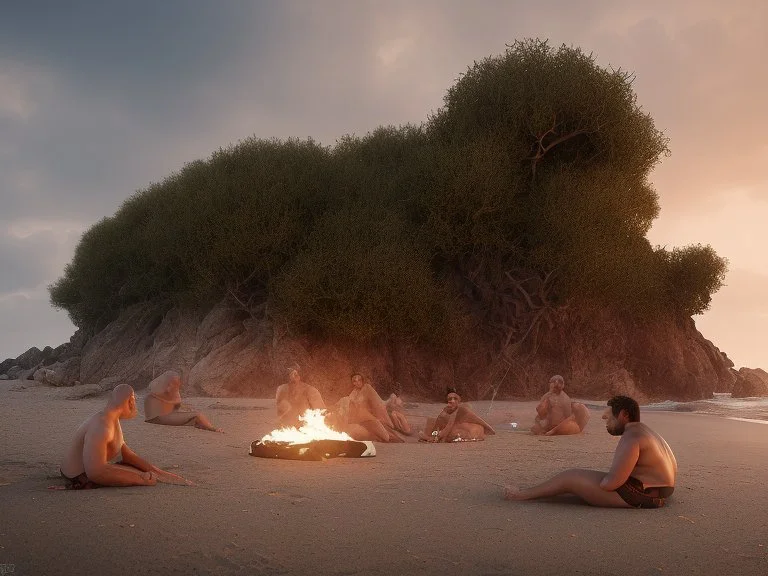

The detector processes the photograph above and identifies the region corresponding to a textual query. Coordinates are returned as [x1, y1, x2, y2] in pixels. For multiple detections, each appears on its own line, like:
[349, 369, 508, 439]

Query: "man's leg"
[451, 422, 486, 441]
[503, 469, 632, 507]
[148, 411, 221, 432]
[545, 415, 582, 436]
[192, 412, 221, 432]
[530, 418, 549, 435]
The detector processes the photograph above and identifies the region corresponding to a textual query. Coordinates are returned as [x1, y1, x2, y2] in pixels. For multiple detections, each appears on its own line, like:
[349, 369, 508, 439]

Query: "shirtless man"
[60, 384, 191, 489]
[530, 375, 589, 435]
[503, 395, 677, 508]
[333, 374, 403, 442]
[419, 388, 495, 442]
[144, 371, 221, 432]
[386, 393, 412, 436]
[275, 365, 325, 428]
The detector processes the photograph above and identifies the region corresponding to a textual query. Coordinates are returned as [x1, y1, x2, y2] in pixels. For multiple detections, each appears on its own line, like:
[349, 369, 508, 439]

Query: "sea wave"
[643, 393, 768, 421]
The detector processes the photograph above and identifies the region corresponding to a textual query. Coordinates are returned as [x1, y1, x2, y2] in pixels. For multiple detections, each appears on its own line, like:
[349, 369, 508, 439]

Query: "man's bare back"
[610, 421, 677, 489]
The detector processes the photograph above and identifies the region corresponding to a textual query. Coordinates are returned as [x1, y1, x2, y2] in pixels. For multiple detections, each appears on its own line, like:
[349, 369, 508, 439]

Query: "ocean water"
[642, 393, 768, 423]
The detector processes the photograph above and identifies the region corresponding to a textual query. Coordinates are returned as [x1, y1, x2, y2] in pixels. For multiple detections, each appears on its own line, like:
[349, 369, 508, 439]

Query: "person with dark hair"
[331, 373, 404, 442]
[419, 389, 495, 442]
[503, 395, 677, 508]
[275, 365, 326, 427]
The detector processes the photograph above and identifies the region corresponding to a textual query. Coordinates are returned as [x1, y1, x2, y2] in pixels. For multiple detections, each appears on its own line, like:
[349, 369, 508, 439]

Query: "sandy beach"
[1, 380, 767, 576]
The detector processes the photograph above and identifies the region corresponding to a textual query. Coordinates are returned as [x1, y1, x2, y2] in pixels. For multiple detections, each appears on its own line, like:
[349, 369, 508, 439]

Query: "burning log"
[249, 408, 376, 460]
[249, 439, 375, 461]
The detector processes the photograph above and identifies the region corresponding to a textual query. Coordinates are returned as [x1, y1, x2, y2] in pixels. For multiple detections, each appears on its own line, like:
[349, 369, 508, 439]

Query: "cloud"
[0, 219, 82, 294]
[0, 64, 38, 121]
[0, 289, 75, 360]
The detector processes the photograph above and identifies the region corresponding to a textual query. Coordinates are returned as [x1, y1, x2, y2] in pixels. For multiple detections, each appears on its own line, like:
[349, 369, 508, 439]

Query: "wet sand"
[1, 379, 767, 575]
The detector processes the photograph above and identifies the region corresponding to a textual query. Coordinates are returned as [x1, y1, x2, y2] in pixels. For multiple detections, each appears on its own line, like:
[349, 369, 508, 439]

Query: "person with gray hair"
[59, 384, 191, 489]
[144, 371, 221, 432]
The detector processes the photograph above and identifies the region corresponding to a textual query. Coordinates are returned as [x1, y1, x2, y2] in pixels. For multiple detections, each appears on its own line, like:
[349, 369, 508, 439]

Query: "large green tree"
[51, 39, 727, 351]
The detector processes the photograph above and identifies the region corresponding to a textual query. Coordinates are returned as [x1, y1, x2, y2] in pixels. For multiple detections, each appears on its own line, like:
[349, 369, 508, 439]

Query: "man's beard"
[607, 423, 625, 436]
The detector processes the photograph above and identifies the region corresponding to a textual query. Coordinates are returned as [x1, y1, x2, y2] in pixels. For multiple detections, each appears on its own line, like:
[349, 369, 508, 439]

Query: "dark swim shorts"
[616, 476, 674, 509]
[60, 470, 101, 490]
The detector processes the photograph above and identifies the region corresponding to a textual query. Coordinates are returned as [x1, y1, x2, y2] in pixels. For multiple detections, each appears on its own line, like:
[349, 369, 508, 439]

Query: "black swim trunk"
[616, 476, 674, 509]
[60, 470, 101, 490]
[59, 461, 142, 490]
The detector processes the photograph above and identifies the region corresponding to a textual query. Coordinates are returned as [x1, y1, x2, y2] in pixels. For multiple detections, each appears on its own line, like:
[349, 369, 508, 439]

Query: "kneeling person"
[60, 384, 191, 489]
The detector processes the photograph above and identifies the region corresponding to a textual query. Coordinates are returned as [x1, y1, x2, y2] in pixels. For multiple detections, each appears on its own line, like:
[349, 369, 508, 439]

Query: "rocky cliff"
[1, 298, 749, 402]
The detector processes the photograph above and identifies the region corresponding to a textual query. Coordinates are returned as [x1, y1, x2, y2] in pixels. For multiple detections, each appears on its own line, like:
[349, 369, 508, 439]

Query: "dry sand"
[1, 379, 767, 576]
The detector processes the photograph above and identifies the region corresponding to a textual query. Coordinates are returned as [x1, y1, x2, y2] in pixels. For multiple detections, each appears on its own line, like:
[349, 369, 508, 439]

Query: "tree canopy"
[50, 39, 727, 348]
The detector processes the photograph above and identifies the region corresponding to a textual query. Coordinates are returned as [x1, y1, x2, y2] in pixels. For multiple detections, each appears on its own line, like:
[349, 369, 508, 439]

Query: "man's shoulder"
[620, 424, 650, 444]
[84, 413, 110, 436]
[305, 384, 322, 395]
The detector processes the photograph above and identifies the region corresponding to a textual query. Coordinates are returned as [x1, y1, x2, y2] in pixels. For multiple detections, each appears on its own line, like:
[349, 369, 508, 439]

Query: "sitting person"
[275, 364, 326, 428]
[419, 388, 495, 442]
[530, 375, 589, 435]
[332, 374, 404, 442]
[144, 370, 221, 432]
[60, 384, 191, 489]
[386, 393, 412, 436]
[503, 395, 677, 508]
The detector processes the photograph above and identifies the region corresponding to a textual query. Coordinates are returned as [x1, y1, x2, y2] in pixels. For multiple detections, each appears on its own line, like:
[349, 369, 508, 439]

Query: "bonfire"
[250, 409, 376, 460]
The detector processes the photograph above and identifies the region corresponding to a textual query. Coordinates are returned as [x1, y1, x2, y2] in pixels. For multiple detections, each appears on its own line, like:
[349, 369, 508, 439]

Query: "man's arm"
[535, 396, 550, 418]
[276, 385, 292, 420]
[120, 445, 192, 486]
[307, 386, 326, 410]
[366, 385, 395, 428]
[599, 435, 640, 491]
[83, 426, 154, 487]
[436, 410, 459, 442]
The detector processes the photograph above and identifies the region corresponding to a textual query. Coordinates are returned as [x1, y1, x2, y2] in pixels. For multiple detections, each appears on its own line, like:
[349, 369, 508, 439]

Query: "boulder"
[732, 368, 768, 398]
[15, 347, 43, 370]
[0, 358, 15, 375]
[7, 365, 22, 380]
[33, 368, 59, 386]
[66, 384, 102, 400]
[41, 356, 82, 387]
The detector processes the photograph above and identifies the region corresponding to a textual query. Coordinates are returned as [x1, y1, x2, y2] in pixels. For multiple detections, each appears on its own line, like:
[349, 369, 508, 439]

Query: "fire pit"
[249, 409, 376, 461]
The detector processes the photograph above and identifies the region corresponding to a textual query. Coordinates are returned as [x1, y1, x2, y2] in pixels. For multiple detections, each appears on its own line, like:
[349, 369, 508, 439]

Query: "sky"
[1, 0, 766, 369]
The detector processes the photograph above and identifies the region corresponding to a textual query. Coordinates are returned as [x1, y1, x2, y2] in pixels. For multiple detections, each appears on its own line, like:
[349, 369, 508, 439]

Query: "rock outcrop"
[1, 297, 759, 401]
[731, 368, 768, 398]
[2, 297, 748, 402]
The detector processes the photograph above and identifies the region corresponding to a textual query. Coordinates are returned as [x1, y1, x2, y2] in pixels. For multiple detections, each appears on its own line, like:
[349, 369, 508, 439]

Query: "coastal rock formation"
[0, 297, 744, 403]
[731, 368, 768, 398]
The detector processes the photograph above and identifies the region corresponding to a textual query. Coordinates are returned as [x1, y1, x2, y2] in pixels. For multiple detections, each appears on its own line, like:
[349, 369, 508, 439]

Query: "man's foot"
[502, 485, 524, 501]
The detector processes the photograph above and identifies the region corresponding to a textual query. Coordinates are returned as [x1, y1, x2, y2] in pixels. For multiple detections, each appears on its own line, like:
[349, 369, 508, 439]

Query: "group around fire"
[59, 366, 677, 509]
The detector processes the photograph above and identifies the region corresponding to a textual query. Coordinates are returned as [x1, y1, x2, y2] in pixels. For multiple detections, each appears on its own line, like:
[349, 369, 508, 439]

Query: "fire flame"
[261, 409, 352, 445]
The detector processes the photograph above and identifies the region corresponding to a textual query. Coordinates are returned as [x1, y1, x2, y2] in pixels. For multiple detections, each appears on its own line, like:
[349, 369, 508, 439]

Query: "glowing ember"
[261, 409, 352, 445]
